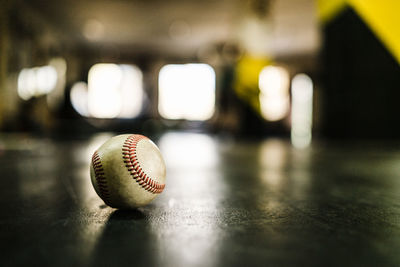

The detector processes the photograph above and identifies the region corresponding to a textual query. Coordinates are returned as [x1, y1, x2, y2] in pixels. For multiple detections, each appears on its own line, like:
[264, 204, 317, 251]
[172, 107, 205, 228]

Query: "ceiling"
[18, 0, 320, 59]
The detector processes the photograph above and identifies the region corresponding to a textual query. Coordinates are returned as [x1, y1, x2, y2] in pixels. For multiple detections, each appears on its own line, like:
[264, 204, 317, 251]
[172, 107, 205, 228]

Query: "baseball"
[90, 134, 166, 209]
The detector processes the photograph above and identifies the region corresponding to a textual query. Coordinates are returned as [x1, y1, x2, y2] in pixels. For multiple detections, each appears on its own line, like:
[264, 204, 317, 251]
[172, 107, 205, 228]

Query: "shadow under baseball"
[88, 208, 157, 267]
[108, 209, 147, 221]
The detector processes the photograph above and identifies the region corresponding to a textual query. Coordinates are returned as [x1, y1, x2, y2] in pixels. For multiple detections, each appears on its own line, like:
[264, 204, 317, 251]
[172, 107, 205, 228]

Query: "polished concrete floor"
[1, 132, 400, 266]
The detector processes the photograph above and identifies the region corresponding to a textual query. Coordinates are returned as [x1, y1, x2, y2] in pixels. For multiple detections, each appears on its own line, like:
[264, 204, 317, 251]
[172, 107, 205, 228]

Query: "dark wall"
[321, 7, 400, 139]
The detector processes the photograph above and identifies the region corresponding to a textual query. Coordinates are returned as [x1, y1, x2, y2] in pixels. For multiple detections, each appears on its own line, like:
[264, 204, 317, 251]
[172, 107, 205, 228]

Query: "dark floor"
[1, 132, 400, 267]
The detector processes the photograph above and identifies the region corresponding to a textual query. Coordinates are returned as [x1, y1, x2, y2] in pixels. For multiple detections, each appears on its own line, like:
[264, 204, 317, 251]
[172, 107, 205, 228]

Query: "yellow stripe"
[234, 55, 271, 112]
[317, 0, 347, 24]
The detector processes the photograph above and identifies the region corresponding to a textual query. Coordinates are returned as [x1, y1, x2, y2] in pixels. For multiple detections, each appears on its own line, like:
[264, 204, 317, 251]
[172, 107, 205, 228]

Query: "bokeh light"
[158, 64, 216, 121]
[70, 82, 89, 117]
[258, 66, 290, 121]
[291, 73, 313, 149]
[17, 65, 58, 100]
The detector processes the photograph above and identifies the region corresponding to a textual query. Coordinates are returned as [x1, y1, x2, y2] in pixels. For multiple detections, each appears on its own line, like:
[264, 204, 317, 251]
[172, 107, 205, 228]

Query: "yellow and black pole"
[318, 0, 400, 139]
[318, 0, 400, 65]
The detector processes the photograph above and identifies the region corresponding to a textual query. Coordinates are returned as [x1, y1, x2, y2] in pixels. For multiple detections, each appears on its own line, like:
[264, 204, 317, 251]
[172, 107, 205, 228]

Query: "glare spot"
[258, 66, 290, 121]
[158, 64, 215, 121]
[291, 74, 313, 149]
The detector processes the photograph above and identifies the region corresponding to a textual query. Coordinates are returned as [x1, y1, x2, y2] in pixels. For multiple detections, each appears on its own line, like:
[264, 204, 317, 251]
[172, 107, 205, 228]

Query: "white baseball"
[90, 134, 166, 209]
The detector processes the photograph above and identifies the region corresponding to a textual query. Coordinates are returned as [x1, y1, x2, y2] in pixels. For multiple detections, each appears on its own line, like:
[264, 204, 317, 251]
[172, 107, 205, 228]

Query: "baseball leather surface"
[90, 134, 166, 209]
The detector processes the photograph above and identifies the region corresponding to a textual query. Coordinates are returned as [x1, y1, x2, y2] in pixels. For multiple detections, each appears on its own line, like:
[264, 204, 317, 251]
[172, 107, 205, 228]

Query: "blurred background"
[0, 0, 399, 144]
[2, 2, 400, 265]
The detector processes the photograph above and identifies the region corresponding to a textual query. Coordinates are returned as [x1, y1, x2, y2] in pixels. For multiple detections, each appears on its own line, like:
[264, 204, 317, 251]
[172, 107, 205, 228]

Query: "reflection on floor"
[1, 132, 400, 266]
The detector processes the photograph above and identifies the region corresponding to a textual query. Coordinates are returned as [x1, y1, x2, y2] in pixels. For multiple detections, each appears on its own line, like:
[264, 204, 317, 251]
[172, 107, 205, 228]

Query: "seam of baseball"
[122, 135, 165, 194]
[92, 151, 111, 201]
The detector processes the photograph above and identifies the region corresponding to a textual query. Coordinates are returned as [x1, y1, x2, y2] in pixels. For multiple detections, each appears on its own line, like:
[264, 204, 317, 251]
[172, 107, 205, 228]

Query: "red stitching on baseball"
[92, 151, 111, 200]
[122, 135, 165, 194]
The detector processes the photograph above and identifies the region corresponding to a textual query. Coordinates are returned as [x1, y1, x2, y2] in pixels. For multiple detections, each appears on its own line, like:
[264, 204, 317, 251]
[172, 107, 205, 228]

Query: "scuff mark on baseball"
[90, 134, 166, 209]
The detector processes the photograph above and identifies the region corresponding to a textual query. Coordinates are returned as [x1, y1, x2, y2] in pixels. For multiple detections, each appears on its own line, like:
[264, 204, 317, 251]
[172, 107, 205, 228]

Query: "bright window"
[158, 64, 216, 121]
[86, 64, 143, 119]
[18, 65, 58, 100]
